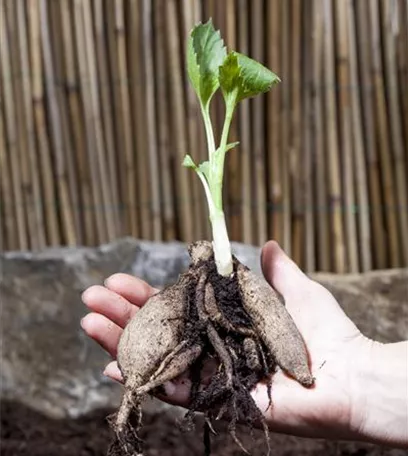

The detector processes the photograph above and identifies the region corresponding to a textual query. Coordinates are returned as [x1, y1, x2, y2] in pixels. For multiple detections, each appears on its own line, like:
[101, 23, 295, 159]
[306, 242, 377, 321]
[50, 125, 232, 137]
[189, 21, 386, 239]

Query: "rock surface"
[1, 238, 407, 453]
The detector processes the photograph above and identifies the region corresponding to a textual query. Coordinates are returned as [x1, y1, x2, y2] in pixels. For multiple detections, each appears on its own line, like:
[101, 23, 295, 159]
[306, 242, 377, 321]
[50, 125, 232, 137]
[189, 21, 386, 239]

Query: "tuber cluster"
[108, 241, 313, 456]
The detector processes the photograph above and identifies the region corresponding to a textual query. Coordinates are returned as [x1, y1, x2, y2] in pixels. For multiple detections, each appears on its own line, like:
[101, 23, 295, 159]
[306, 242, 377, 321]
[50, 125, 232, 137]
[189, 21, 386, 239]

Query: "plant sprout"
[183, 20, 280, 276]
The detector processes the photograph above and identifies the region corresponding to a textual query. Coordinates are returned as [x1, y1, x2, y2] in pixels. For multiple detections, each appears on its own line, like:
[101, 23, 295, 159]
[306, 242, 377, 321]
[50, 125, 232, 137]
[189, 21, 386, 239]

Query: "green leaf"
[187, 20, 227, 107]
[219, 51, 280, 104]
[182, 154, 197, 169]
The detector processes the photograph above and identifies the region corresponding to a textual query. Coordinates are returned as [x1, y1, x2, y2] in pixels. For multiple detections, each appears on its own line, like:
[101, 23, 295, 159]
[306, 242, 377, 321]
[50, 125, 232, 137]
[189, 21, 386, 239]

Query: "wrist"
[350, 338, 408, 448]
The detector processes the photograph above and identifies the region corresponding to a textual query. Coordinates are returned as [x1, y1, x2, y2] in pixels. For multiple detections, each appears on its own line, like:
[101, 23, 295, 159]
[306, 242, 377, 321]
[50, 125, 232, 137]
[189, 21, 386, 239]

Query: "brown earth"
[1, 400, 405, 456]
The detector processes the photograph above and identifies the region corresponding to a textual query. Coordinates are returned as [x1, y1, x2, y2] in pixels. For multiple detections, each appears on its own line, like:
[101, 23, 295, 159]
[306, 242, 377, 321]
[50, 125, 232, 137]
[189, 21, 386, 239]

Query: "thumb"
[261, 241, 309, 299]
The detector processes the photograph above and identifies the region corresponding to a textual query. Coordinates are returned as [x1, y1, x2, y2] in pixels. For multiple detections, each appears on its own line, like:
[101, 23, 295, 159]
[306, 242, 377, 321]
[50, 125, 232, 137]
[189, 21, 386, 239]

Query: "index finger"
[104, 273, 158, 307]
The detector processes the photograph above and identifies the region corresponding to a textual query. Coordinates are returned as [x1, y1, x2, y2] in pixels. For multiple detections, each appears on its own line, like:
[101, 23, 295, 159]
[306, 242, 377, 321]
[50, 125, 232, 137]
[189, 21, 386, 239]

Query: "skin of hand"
[81, 241, 408, 448]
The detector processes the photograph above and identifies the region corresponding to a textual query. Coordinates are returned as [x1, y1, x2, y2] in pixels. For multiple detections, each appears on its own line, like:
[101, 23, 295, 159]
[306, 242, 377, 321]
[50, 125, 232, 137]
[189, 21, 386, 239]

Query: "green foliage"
[219, 52, 280, 106]
[185, 19, 280, 248]
[187, 20, 226, 108]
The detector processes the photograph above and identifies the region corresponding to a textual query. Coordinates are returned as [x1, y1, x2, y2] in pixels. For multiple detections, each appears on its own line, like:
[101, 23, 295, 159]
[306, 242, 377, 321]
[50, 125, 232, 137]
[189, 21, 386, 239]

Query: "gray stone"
[1, 238, 407, 423]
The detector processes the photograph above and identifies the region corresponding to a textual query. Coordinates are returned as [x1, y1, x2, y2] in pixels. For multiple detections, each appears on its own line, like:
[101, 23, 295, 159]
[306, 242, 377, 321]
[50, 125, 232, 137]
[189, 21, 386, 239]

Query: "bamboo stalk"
[0, 76, 17, 249]
[84, 0, 117, 241]
[93, 0, 121, 237]
[111, 0, 137, 238]
[49, 0, 84, 246]
[154, 0, 176, 241]
[165, 0, 194, 242]
[381, 0, 408, 266]
[237, 0, 253, 245]
[302, 0, 316, 273]
[181, 0, 200, 241]
[7, 0, 34, 249]
[141, 0, 162, 241]
[128, 0, 150, 239]
[370, 0, 400, 268]
[267, 0, 283, 246]
[73, 0, 107, 244]
[335, 0, 358, 272]
[17, 0, 46, 249]
[41, 0, 77, 245]
[1, 0, 27, 249]
[281, 0, 291, 255]
[347, 0, 372, 272]
[251, 0, 267, 247]
[323, 0, 345, 273]
[313, 0, 330, 271]
[27, 0, 60, 246]
[356, 0, 386, 269]
[291, 0, 303, 267]
[60, 0, 94, 245]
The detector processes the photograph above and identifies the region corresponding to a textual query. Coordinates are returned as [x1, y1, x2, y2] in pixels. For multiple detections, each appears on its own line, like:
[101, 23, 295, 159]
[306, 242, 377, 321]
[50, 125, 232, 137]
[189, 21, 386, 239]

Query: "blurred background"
[0, 0, 407, 273]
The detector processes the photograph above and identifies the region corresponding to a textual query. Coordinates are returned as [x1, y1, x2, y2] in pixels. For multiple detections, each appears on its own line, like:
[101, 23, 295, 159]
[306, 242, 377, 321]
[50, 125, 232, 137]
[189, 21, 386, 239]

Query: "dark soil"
[1, 400, 404, 456]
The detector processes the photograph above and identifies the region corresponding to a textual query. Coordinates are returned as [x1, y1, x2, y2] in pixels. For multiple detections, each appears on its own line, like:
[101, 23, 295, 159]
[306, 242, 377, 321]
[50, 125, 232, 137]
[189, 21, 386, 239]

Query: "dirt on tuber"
[108, 241, 313, 456]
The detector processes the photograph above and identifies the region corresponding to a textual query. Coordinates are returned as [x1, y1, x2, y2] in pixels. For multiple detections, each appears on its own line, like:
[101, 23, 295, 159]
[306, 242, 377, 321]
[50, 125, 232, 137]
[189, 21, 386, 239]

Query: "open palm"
[81, 241, 369, 441]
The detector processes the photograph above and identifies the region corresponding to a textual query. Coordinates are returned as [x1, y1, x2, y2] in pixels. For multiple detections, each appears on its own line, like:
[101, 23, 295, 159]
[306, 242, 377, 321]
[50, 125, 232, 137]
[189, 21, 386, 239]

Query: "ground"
[1, 401, 405, 456]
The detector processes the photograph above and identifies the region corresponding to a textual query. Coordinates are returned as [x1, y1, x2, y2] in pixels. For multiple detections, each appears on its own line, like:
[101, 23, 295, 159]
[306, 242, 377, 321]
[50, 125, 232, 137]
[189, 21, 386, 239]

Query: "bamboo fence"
[1, 0, 407, 273]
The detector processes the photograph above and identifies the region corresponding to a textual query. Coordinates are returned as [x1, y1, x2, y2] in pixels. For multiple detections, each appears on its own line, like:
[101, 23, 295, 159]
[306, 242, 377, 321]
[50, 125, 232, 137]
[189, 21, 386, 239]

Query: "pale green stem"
[211, 98, 236, 210]
[201, 103, 216, 158]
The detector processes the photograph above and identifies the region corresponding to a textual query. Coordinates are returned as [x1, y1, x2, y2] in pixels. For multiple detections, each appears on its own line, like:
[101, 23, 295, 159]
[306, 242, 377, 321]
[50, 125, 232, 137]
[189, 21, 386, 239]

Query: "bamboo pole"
[281, 0, 291, 255]
[382, 0, 408, 266]
[49, 0, 84, 246]
[7, 0, 34, 249]
[290, 0, 303, 267]
[181, 0, 200, 241]
[93, 0, 121, 237]
[154, 0, 176, 241]
[61, 0, 94, 245]
[73, 0, 106, 244]
[323, 0, 345, 273]
[251, 0, 267, 247]
[356, 0, 386, 269]
[267, 0, 283, 246]
[335, 0, 358, 273]
[27, 0, 60, 246]
[0, 77, 17, 249]
[17, 0, 46, 249]
[128, 0, 150, 239]
[237, 0, 253, 245]
[313, 0, 330, 271]
[165, 0, 194, 242]
[302, 0, 316, 273]
[85, 0, 117, 241]
[370, 0, 400, 268]
[1, 0, 27, 249]
[141, 0, 162, 241]
[41, 0, 77, 246]
[347, 0, 372, 272]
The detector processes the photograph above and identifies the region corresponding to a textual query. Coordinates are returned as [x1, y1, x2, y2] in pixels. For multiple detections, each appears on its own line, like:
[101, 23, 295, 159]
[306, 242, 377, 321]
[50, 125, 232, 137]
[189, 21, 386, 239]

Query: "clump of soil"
[109, 241, 313, 456]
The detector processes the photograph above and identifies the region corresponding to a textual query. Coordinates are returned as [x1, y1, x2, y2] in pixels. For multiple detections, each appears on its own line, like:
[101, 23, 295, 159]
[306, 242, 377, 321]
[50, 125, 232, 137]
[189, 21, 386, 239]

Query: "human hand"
[81, 241, 406, 446]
